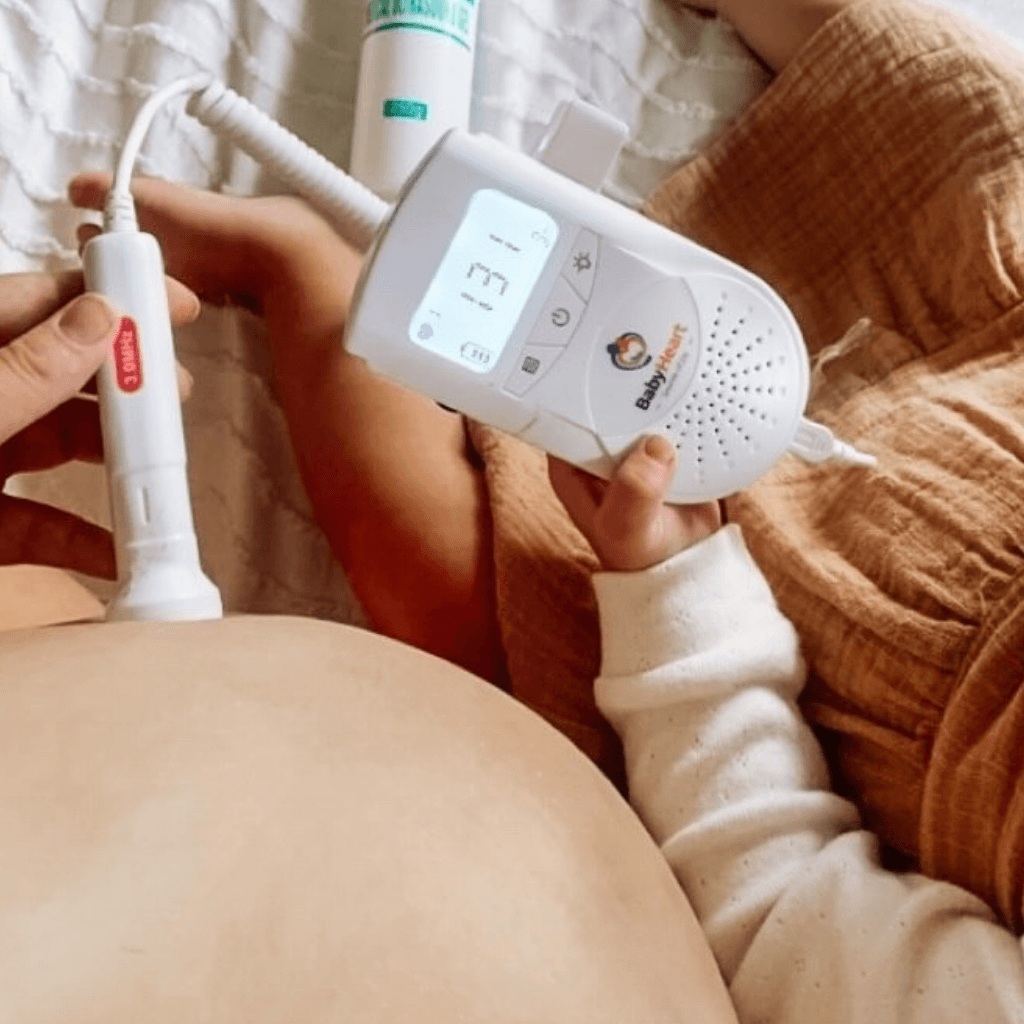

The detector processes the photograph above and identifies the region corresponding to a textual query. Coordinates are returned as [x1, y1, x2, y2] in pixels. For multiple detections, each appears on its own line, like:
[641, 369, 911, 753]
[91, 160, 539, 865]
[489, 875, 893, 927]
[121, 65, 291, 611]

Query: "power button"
[529, 277, 586, 348]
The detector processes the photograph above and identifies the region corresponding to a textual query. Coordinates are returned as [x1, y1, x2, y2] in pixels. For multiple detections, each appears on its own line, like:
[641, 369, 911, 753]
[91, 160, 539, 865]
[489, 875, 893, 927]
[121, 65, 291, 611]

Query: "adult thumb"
[0, 293, 120, 446]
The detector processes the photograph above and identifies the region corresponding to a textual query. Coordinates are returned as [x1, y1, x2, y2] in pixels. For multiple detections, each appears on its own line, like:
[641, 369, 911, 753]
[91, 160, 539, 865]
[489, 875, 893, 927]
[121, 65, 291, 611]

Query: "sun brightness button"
[564, 229, 598, 301]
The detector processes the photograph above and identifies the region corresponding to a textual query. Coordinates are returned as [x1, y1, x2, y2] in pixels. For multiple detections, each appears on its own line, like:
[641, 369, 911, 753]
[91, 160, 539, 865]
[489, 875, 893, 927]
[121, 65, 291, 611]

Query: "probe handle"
[83, 231, 222, 622]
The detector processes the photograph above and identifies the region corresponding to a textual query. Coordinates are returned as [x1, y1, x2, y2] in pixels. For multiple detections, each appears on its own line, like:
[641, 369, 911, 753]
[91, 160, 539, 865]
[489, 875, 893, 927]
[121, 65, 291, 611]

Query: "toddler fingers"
[551, 441, 681, 571]
[594, 436, 676, 547]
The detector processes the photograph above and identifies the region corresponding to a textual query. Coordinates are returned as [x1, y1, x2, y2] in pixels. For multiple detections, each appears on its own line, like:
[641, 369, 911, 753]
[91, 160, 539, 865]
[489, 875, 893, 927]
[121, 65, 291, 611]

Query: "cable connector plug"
[103, 190, 139, 233]
[790, 417, 877, 468]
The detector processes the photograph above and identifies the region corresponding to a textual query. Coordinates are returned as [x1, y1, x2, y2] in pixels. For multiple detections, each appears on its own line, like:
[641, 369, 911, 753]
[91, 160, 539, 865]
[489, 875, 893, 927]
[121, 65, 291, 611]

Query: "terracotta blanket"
[470, 0, 1024, 930]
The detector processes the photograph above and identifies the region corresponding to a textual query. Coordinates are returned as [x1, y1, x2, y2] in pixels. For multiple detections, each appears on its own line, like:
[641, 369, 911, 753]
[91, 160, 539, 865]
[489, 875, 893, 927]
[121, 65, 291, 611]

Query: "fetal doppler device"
[86, 75, 874, 622]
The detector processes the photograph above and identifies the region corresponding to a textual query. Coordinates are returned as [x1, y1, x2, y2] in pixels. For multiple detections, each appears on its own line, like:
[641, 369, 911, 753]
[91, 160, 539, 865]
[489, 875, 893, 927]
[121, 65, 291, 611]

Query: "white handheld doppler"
[351, 122, 787, 501]
[346, 102, 871, 502]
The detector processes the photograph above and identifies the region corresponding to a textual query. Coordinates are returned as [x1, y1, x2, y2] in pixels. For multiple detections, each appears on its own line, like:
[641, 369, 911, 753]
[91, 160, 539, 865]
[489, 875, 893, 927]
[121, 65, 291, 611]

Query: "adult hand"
[549, 435, 723, 571]
[69, 172, 361, 337]
[0, 271, 199, 577]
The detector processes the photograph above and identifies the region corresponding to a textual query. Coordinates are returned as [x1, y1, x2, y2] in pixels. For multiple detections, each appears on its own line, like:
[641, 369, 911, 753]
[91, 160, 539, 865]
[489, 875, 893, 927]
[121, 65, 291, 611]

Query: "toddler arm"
[592, 526, 1024, 1023]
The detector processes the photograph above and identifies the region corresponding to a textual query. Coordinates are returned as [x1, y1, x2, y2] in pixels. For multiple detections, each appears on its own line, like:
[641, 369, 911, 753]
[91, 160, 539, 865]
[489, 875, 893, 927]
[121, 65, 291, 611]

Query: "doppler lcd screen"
[409, 189, 559, 373]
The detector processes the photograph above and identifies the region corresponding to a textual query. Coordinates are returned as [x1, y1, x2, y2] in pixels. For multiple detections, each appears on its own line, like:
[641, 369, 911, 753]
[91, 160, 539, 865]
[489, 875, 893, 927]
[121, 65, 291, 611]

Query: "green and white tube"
[349, 0, 480, 201]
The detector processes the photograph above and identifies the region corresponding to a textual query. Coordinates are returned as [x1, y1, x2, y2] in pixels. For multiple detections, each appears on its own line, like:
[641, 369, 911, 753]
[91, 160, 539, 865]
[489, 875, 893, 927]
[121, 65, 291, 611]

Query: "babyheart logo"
[606, 331, 651, 371]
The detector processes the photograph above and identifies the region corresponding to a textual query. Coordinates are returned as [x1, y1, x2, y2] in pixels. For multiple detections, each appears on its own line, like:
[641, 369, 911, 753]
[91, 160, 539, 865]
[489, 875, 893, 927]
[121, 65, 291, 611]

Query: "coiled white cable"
[186, 80, 392, 252]
[107, 75, 392, 253]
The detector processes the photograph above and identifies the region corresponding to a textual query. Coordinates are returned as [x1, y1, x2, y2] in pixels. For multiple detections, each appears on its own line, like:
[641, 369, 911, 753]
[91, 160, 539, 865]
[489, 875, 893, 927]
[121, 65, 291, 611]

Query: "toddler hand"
[549, 435, 722, 572]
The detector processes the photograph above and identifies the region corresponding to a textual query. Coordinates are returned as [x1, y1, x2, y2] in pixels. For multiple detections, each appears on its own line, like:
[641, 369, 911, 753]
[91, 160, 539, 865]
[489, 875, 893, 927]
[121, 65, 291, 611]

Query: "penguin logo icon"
[607, 332, 651, 371]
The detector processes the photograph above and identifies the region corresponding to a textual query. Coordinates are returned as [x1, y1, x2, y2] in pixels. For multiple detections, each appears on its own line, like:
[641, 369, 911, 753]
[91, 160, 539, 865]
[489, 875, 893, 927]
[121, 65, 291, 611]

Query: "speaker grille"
[662, 281, 803, 496]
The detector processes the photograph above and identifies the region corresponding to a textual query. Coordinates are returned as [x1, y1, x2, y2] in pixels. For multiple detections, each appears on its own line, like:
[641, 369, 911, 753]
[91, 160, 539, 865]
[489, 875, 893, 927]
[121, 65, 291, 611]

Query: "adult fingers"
[70, 226, 199, 403]
[0, 293, 120, 446]
[0, 493, 116, 579]
[70, 172, 273, 306]
[0, 272, 85, 345]
[76, 222, 202, 326]
[0, 397, 104, 478]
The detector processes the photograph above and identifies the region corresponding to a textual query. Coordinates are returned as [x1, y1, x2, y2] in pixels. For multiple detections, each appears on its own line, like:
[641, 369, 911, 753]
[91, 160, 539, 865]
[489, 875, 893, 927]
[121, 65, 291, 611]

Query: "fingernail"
[58, 294, 117, 347]
[643, 434, 676, 464]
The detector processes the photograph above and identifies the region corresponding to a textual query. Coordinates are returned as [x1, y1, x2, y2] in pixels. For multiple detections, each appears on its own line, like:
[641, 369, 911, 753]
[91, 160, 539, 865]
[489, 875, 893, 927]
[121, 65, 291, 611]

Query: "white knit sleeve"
[593, 524, 1024, 1024]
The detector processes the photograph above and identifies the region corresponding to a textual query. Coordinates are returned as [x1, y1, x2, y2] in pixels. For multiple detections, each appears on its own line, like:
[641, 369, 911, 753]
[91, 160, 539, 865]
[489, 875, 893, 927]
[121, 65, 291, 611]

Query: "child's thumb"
[594, 437, 676, 565]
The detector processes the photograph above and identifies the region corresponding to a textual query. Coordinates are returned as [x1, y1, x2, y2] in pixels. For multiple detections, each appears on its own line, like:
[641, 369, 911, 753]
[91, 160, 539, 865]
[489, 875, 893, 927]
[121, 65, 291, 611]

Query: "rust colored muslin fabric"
[470, 0, 1024, 927]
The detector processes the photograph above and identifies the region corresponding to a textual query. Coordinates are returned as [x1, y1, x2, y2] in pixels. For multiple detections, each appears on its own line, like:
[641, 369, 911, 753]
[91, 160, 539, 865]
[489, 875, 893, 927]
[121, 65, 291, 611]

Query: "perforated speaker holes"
[663, 287, 791, 484]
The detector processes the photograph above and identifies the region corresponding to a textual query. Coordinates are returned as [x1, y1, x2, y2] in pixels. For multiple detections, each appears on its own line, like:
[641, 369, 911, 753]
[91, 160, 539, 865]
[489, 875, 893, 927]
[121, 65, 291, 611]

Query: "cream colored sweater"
[593, 525, 1024, 1023]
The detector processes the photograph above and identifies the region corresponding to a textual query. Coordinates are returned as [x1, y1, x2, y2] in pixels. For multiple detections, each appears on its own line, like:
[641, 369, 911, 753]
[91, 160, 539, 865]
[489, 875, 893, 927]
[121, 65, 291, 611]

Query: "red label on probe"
[113, 316, 143, 393]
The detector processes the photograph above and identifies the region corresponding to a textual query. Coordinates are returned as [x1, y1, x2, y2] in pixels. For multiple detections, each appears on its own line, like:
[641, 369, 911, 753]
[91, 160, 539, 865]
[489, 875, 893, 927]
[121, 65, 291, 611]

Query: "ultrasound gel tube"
[349, 0, 480, 201]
